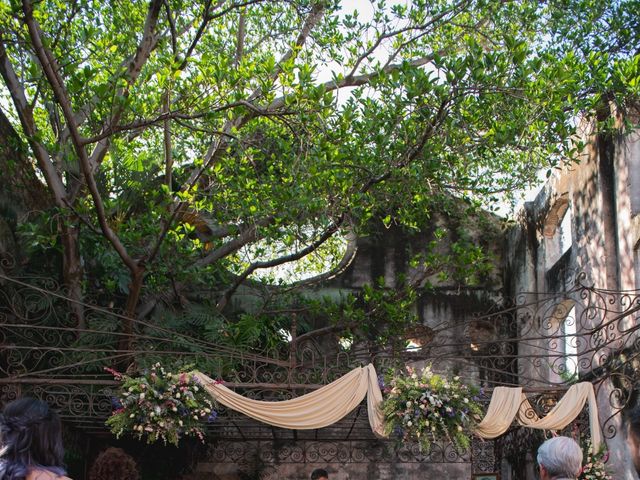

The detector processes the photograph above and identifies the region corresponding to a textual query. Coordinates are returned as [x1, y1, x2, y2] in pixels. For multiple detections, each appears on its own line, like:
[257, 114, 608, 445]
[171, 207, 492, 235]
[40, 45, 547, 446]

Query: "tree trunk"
[59, 220, 85, 329]
[117, 266, 145, 369]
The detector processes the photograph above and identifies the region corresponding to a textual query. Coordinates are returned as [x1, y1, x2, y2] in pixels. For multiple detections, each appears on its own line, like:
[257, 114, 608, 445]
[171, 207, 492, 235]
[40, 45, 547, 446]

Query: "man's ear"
[538, 464, 547, 479]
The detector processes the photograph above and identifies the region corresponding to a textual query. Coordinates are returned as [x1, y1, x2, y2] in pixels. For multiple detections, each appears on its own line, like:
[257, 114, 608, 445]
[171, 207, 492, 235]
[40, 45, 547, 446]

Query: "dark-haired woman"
[0, 397, 71, 480]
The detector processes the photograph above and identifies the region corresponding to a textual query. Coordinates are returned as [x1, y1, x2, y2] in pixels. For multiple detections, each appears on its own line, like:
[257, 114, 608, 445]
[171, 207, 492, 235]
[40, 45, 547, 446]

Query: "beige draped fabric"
[475, 386, 524, 438]
[475, 382, 602, 454]
[193, 364, 386, 437]
[194, 366, 601, 453]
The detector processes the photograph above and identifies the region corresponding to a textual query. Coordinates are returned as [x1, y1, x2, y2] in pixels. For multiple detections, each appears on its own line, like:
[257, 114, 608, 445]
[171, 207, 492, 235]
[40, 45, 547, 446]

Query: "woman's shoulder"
[27, 469, 72, 480]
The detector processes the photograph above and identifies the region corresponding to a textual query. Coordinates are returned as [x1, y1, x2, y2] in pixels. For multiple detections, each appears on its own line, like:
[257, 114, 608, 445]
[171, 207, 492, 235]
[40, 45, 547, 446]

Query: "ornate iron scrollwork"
[2, 260, 640, 474]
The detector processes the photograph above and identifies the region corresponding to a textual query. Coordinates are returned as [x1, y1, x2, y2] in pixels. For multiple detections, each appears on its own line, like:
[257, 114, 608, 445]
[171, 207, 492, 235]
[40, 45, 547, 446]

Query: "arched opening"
[543, 196, 573, 270]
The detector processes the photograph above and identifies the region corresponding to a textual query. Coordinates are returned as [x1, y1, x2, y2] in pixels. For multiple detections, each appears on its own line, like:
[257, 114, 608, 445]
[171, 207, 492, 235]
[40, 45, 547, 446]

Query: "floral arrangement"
[579, 440, 612, 480]
[381, 365, 483, 452]
[105, 363, 218, 446]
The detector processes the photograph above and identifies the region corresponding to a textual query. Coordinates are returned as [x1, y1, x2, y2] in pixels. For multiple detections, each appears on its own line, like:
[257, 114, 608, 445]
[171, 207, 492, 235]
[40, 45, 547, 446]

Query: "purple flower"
[110, 397, 123, 409]
[378, 374, 385, 390]
[207, 411, 218, 423]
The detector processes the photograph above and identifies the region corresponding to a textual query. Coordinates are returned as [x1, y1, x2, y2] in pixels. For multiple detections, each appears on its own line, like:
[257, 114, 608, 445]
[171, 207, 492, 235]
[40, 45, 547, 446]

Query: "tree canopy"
[0, 0, 638, 348]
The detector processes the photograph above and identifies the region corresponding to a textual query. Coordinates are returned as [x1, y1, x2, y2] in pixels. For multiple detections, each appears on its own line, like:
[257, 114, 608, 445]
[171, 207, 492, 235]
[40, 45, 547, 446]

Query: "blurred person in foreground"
[88, 447, 139, 480]
[0, 397, 71, 480]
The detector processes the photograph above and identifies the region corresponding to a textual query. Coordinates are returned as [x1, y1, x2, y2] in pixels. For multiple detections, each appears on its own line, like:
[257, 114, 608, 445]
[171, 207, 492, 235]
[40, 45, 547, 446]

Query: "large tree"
[0, 0, 638, 343]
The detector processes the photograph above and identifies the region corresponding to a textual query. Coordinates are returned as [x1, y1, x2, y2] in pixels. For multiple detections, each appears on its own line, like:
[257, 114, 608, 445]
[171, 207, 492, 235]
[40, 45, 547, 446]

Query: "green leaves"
[2, 0, 638, 354]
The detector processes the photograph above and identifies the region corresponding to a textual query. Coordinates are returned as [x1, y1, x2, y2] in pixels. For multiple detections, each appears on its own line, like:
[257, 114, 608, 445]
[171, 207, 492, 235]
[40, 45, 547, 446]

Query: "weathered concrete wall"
[505, 123, 640, 479]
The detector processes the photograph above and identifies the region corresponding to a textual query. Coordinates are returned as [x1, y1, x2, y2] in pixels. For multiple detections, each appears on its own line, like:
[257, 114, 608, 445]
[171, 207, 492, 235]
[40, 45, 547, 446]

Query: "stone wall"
[504, 122, 640, 479]
[191, 440, 472, 480]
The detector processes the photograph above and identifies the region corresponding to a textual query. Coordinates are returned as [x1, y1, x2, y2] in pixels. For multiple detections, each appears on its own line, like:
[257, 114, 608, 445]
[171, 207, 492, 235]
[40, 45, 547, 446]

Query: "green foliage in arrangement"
[106, 363, 218, 446]
[381, 365, 484, 452]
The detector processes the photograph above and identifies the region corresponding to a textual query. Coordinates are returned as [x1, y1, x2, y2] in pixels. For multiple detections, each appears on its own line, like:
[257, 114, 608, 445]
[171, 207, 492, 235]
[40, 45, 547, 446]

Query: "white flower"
[419, 404, 426, 410]
[139, 393, 145, 400]
[406, 401, 413, 408]
[178, 420, 183, 426]
[407, 421, 413, 427]
[453, 376, 460, 381]
[463, 398, 469, 403]
[176, 393, 181, 398]
[411, 373, 418, 379]
[129, 413, 135, 418]
[457, 426, 463, 432]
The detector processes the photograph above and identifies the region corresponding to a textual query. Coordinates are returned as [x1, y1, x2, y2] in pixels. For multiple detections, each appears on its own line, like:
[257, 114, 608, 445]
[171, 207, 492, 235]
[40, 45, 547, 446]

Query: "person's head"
[626, 406, 640, 474]
[537, 436, 583, 479]
[310, 468, 328, 480]
[0, 397, 65, 479]
[89, 447, 139, 480]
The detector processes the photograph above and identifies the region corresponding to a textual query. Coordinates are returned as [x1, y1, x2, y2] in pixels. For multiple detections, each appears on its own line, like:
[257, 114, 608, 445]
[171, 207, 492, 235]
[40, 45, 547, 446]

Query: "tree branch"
[163, 89, 173, 189]
[0, 39, 66, 206]
[80, 100, 287, 145]
[147, 2, 325, 271]
[216, 216, 344, 310]
[21, 0, 139, 274]
[163, 0, 178, 56]
[234, 8, 246, 67]
[177, 0, 213, 71]
[85, 0, 163, 170]
[193, 216, 275, 269]
[267, 53, 438, 111]
[247, 1, 325, 103]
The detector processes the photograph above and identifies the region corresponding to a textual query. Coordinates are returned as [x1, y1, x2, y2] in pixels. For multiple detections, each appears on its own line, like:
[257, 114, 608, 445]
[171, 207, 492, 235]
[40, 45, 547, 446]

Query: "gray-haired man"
[537, 436, 583, 480]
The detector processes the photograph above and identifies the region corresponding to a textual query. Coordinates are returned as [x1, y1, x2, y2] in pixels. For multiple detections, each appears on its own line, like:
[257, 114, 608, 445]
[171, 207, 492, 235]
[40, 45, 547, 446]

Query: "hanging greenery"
[381, 365, 484, 452]
[106, 363, 218, 446]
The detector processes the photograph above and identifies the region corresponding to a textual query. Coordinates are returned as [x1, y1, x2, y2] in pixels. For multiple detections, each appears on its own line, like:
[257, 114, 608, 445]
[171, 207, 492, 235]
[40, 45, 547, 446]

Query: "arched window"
[543, 196, 573, 270]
